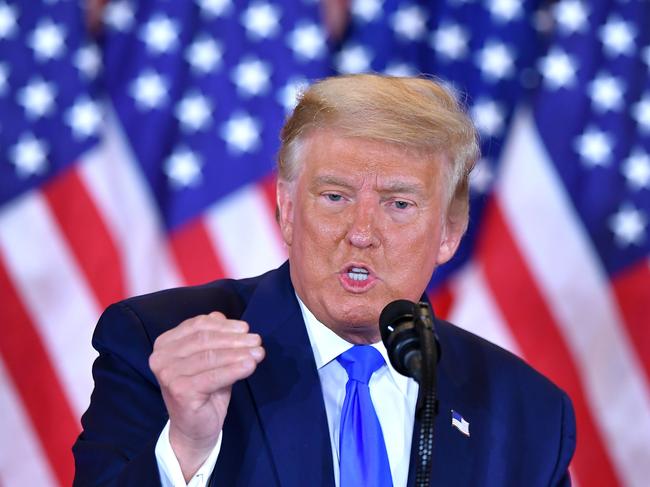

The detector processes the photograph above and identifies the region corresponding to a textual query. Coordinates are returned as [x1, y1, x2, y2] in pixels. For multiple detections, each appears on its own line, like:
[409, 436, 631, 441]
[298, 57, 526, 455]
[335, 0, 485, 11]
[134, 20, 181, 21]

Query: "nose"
[345, 197, 381, 249]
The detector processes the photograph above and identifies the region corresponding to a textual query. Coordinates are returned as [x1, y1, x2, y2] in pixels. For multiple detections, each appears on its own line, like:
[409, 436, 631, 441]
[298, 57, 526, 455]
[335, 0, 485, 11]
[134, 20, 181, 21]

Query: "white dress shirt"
[154, 297, 419, 486]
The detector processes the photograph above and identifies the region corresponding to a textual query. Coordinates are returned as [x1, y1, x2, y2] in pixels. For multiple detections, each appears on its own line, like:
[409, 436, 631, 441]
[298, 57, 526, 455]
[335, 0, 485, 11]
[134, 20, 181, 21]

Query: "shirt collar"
[297, 294, 411, 397]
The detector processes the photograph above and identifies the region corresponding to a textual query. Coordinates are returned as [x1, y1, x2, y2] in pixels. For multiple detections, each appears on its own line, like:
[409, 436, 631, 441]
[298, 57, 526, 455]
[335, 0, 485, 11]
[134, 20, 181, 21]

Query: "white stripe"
[78, 108, 182, 296]
[0, 359, 57, 487]
[204, 183, 287, 279]
[447, 263, 522, 356]
[0, 192, 98, 417]
[498, 109, 650, 487]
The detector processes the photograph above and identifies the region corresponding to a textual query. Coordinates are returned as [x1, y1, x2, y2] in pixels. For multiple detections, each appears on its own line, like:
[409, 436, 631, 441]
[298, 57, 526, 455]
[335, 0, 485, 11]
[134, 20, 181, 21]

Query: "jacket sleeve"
[72, 302, 169, 487]
[551, 391, 577, 487]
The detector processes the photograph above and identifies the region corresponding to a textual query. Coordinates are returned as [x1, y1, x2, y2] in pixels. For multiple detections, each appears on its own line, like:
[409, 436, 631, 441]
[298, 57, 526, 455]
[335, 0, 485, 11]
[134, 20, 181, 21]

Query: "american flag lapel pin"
[451, 410, 470, 437]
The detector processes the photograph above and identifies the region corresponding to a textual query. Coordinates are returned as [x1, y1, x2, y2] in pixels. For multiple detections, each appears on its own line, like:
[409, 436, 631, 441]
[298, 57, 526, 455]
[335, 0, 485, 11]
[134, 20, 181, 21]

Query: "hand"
[149, 312, 264, 480]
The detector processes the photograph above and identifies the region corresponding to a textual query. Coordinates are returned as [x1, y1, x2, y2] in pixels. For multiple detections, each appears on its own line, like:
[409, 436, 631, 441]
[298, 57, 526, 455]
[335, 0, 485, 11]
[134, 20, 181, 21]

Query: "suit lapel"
[242, 263, 335, 487]
[407, 320, 492, 487]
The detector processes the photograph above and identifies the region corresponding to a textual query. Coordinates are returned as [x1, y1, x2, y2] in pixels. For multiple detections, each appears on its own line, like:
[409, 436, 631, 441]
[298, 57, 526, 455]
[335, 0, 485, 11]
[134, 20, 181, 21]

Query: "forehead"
[297, 129, 448, 188]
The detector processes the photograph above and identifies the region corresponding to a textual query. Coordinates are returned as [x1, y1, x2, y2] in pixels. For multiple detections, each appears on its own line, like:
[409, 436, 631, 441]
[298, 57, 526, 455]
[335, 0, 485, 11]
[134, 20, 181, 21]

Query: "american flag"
[0, 0, 648, 485]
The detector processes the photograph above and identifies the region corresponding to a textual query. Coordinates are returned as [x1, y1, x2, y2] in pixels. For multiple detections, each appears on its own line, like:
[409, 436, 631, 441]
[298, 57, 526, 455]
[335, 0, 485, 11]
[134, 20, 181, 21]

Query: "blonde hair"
[277, 74, 480, 224]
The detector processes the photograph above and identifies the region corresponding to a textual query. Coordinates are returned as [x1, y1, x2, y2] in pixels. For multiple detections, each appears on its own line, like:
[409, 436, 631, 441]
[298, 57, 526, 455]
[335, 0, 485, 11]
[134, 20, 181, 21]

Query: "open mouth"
[347, 266, 370, 281]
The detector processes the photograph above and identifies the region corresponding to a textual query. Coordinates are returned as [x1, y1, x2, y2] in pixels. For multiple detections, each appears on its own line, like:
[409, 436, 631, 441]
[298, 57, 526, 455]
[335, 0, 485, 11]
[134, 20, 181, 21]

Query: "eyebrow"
[312, 175, 426, 196]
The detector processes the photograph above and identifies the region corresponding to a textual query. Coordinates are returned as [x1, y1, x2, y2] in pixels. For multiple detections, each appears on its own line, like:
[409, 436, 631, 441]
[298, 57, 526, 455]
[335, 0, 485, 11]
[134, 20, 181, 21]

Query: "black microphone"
[380, 299, 441, 487]
[379, 299, 440, 384]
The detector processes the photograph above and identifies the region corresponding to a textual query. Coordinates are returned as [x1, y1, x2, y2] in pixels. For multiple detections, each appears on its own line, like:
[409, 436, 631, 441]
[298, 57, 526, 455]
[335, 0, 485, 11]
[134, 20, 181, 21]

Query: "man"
[73, 74, 576, 486]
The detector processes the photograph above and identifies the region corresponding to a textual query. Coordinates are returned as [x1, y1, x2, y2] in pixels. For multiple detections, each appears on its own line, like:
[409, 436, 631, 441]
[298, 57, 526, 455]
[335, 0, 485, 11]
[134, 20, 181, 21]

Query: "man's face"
[277, 130, 464, 343]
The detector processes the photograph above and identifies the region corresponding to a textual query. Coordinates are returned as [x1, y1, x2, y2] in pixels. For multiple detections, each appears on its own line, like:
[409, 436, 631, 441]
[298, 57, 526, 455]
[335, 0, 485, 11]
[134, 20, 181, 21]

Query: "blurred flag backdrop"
[0, 0, 648, 485]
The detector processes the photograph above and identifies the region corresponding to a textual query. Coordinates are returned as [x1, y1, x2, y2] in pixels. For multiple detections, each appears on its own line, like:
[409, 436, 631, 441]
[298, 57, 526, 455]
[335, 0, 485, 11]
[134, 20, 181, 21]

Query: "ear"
[436, 216, 466, 266]
[277, 179, 295, 246]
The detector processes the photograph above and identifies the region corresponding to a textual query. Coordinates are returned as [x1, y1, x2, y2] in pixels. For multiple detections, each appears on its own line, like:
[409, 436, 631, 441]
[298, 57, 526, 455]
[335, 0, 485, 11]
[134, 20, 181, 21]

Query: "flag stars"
[287, 23, 326, 61]
[632, 94, 650, 134]
[277, 77, 308, 113]
[198, 0, 233, 18]
[175, 92, 212, 131]
[351, 0, 383, 23]
[335, 44, 372, 74]
[221, 112, 261, 154]
[75, 44, 102, 79]
[0, 1, 18, 39]
[186, 36, 223, 74]
[470, 158, 494, 193]
[538, 48, 577, 89]
[231, 58, 271, 97]
[431, 23, 469, 61]
[66, 97, 102, 138]
[476, 41, 515, 82]
[609, 204, 647, 247]
[471, 99, 505, 138]
[242, 2, 281, 40]
[140, 15, 179, 54]
[588, 73, 624, 113]
[9, 134, 49, 178]
[599, 16, 635, 57]
[622, 150, 650, 191]
[18, 78, 56, 119]
[574, 127, 613, 167]
[164, 148, 203, 189]
[29, 19, 66, 61]
[130, 70, 169, 110]
[384, 62, 417, 77]
[487, 0, 522, 23]
[391, 5, 428, 41]
[103, 0, 134, 32]
[553, 0, 588, 34]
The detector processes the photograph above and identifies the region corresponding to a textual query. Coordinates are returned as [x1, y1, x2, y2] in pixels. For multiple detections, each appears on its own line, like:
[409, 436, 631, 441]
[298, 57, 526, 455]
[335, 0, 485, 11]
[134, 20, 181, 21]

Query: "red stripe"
[0, 256, 79, 487]
[42, 167, 126, 308]
[259, 173, 278, 223]
[170, 217, 226, 285]
[476, 199, 620, 487]
[612, 262, 650, 386]
[427, 282, 454, 320]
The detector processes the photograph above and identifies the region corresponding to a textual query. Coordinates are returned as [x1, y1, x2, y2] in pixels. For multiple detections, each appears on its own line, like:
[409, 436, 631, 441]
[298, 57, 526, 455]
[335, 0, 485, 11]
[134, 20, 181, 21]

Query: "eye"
[393, 200, 411, 210]
[325, 193, 343, 202]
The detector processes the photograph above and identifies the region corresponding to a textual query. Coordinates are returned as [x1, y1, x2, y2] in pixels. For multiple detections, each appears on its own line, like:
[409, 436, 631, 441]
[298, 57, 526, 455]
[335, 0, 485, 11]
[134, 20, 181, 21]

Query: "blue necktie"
[337, 345, 393, 487]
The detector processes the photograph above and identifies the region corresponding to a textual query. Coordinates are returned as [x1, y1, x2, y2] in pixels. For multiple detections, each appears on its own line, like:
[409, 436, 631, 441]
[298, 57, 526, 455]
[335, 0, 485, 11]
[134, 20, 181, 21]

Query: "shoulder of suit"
[438, 319, 568, 399]
[93, 270, 271, 349]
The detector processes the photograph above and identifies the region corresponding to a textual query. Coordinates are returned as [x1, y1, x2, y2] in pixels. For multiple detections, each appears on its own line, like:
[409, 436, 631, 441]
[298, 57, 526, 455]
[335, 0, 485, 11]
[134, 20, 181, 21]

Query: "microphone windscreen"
[379, 299, 416, 342]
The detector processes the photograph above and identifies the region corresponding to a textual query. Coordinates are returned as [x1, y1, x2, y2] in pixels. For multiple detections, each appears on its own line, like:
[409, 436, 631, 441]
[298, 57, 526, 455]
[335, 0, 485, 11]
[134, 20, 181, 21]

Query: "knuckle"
[209, 311, 226, 321]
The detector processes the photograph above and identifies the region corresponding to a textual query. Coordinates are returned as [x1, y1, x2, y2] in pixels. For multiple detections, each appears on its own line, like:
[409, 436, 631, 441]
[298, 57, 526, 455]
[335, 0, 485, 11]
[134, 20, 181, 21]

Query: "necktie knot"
[337, 345, 385, 384]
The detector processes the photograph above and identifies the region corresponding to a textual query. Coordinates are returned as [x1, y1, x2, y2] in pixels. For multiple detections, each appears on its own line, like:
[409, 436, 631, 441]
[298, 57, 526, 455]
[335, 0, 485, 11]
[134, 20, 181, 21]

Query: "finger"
[166, 355, 260, 398]
[155, 315, 250, 348]
[167, 331, 262, 359]
[155, 346, 265, 385]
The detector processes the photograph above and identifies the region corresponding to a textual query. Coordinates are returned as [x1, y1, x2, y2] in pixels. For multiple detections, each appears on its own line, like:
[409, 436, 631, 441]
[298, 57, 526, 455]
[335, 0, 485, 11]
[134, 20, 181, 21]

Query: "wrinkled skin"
[278, 130, 465, 344]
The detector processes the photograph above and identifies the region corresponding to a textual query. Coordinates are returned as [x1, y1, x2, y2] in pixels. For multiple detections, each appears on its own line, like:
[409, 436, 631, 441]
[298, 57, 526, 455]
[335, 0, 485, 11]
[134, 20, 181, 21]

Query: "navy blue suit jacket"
[73, 262, 576, 486]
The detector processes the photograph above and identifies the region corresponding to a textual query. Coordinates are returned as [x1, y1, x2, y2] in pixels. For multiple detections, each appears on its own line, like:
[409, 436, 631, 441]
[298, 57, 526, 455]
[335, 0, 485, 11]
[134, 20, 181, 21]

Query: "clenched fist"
[149, 311, 265, 480]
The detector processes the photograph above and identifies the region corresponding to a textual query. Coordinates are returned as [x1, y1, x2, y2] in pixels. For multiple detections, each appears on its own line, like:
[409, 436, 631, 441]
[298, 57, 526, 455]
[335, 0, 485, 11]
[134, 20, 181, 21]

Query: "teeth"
[348, 272, 369, 281]
[350, 267, 368, 274]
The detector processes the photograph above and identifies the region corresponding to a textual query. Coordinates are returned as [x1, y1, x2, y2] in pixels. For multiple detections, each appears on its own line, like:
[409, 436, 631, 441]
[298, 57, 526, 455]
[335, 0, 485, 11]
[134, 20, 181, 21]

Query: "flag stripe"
[203, 184, 287, 279]
[0, 193, 99, 416]
[171, 217, 226, 286]
[500, 112, 650, 487]
[77, 114, 182, 297]
[43, 166, 126, 309]
[428, 282, 454, 322]
[477, 198, 619, 487]
[0, 359, 58, 487]
[611, 262, 650, 386]
[447, 263, 521, 356]
[0, 259, 78, 486]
